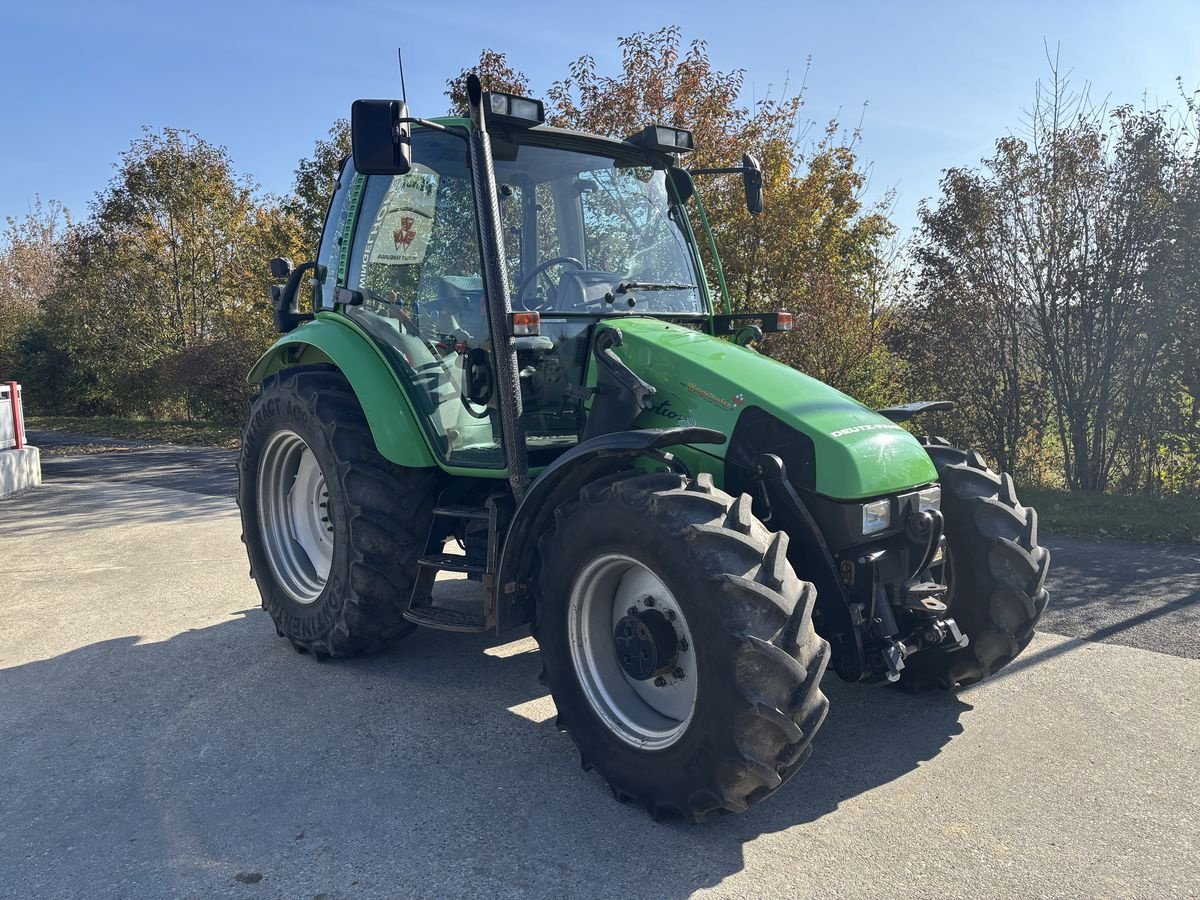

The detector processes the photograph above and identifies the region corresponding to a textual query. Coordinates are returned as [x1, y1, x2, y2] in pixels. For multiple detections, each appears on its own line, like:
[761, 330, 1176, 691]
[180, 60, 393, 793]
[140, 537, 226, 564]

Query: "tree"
[0, 198, 70, 378]
[286, 119, 351, 255]
[910, 65, 1197, 492]
[46, 128, 303, 418]
[903, 167, 1048, 478]
[445, 50, 530, 116]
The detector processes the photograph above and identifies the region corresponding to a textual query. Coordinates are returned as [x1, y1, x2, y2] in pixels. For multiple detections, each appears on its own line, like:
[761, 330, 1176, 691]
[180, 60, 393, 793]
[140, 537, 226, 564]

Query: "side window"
[314, 158, 355, 310]
[349, 169, 483, 330]
[344, 154, 504, 469]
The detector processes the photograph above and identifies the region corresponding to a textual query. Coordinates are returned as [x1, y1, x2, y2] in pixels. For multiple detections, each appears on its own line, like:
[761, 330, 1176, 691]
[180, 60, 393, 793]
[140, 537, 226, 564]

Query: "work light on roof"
[483, 91, 545, 127]
[628, 124, 695, 154]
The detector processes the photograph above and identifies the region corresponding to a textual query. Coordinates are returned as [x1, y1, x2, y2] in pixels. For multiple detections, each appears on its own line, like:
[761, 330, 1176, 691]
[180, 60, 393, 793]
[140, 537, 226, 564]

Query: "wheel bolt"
[653, 676, 666, 687]
[672, 668, 685, 679]
[644, 596, 656, 607]
[627, 606, 638, 616]
[666, 609, 676, 621]
[678, 638, 689, 652]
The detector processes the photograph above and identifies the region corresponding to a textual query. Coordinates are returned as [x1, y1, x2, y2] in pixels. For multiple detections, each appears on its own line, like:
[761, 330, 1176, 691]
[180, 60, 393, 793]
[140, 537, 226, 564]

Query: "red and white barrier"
[1, 382, 25, 450]
[0, 381, 38, 498]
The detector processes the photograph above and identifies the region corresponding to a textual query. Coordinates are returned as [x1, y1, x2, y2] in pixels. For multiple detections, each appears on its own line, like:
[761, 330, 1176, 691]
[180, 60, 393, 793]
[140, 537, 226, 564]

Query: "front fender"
[494, 426, 725, 632]
[247, 315, 436, 469]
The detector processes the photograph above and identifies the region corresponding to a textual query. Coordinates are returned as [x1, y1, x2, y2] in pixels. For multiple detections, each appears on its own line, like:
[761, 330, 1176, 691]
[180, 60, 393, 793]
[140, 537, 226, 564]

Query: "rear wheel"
[534, 470, 830, 821]
[238, 366, 437, 658]
[900, 438, 1051, 689]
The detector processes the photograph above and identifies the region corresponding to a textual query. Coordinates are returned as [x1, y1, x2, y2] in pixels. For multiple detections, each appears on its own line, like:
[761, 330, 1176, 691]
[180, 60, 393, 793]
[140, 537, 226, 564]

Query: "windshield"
[346, 129, 706, 320]
[493, 138, 705, 315]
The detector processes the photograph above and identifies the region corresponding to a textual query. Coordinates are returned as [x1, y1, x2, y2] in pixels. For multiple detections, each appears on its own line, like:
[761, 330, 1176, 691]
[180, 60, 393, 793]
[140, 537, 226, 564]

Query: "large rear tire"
[900, 438, 1051, 689]
[534, 470, 830, 821]
[238, 366, 437, 658]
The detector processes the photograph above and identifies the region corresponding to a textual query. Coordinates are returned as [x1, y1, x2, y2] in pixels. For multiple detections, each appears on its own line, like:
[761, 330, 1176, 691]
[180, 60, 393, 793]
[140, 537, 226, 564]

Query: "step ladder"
[402, 501, 498, 633]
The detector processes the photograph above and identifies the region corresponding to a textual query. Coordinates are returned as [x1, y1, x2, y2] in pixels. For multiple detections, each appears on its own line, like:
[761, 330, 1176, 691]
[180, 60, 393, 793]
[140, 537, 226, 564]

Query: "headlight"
[482, 91, 546, 126]
[918, 486, 941, 513]
[653, 126, 695, 151]
[627, 124, 696, 154]
[862, 499, 891, 535]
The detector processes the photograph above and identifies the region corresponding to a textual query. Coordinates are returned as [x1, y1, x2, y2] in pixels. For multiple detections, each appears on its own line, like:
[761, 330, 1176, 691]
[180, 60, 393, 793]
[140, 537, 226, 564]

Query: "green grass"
[1020, 486, 1200, 544]
[26, 416, 240, 449]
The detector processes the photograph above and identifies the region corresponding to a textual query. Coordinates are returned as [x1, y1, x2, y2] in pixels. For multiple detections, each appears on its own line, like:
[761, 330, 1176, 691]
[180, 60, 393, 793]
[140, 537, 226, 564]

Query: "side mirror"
[351, 99, 413, 175]
[271, 260, 319, 333]
[742, 153, 763, 216]
[269, 257, 292, 280]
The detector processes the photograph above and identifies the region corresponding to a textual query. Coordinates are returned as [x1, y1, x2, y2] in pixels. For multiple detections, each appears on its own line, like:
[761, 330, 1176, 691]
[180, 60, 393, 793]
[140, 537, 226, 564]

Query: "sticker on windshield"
[363, 172, 439, 267]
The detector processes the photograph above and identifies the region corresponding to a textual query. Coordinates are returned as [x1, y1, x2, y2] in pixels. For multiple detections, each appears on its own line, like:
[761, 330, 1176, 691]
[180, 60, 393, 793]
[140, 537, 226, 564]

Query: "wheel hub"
[613, 608, 679, 681]
[567, 553, 698, 750]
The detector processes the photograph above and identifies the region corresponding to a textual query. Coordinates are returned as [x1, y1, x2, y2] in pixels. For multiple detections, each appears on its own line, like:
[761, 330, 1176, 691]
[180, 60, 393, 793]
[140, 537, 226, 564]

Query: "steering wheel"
[515, 256, 584, 309]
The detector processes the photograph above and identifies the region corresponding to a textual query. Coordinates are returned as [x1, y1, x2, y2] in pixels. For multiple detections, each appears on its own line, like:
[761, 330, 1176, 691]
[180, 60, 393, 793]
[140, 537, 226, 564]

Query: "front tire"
[901, 438, 1051, 689]
[534, 470, 830, 821]
[238, 366, 437, 658]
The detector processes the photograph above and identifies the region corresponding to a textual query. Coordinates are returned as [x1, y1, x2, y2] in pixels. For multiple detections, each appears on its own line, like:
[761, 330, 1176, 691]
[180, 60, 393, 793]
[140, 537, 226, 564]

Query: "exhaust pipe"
[465, 73, 530, 500]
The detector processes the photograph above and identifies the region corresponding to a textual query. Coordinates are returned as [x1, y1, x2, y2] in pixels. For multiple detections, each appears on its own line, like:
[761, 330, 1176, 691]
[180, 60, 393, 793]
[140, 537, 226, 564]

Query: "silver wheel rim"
[567, 553, 698, 750]
[256, 430, 333, 604]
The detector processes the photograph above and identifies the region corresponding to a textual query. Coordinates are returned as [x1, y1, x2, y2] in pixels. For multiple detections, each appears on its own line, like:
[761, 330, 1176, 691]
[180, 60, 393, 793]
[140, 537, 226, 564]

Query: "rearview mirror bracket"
[689, 153, 765, 215]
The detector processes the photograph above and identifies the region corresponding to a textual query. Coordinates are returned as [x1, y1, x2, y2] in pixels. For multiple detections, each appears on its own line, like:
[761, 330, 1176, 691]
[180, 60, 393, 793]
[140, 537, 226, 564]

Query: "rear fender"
[495, 426, 726, 632]
[247, 316, 436, 469]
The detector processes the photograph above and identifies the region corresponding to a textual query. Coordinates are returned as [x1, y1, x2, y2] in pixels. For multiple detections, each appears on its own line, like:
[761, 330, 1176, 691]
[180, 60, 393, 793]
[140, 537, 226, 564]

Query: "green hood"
[608, 318, 937, 500]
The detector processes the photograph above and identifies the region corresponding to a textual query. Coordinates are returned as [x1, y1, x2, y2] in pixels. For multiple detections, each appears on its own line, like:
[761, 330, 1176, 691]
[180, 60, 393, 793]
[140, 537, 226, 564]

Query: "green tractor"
[238, 75, 1050, 820]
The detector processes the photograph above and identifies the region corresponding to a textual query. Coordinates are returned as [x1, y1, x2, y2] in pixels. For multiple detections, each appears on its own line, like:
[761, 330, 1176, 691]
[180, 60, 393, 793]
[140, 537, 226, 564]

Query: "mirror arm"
[399, 117, 470, 142]
[688, 166, 753, 176]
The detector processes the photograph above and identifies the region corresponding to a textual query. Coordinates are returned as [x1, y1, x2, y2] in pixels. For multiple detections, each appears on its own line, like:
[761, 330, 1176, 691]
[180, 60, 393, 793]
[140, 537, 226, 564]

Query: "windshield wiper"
[614, 281, 696, 293]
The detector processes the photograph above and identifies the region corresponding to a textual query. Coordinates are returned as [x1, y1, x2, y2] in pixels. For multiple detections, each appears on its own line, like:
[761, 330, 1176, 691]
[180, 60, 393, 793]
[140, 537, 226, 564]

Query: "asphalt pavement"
[2, 435, 1198, 898]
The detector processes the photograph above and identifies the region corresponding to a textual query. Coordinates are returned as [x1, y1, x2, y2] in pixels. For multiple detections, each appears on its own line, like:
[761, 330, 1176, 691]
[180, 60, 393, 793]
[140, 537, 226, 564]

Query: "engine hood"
[607, 317, 937, 500]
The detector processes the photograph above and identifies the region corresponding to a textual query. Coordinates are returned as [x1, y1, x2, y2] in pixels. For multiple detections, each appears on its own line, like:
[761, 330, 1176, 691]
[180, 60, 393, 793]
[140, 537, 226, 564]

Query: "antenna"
[397, 48, 408, 105]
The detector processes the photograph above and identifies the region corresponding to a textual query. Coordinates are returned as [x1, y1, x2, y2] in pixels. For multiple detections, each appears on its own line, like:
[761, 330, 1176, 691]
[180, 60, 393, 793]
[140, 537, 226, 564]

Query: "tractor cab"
[318, 109, 714, 475]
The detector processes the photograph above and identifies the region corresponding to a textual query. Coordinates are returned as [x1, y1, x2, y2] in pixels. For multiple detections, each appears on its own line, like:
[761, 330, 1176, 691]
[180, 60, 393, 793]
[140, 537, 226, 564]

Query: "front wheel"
[534, 470, 830, 821]
[900, 438, 1051, 689]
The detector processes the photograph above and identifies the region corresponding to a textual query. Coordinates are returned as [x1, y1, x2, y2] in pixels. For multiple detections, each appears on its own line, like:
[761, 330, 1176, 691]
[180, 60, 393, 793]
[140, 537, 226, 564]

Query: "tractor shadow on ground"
[0, 584, 971, 897]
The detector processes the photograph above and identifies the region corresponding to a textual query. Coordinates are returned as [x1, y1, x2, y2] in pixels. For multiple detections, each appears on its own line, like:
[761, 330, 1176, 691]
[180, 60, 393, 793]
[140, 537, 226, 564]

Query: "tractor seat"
[432, 276, 486, 337]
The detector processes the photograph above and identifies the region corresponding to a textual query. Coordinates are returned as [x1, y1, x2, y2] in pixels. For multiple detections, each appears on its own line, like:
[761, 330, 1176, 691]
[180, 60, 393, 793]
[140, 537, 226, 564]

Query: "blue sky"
[1, 0, 1197, 237]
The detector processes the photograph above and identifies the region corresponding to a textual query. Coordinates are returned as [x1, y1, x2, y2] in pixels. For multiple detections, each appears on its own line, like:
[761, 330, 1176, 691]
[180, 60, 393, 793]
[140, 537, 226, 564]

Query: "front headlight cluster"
[862, 499, 891, 535]
[860, 485, 941, 536]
